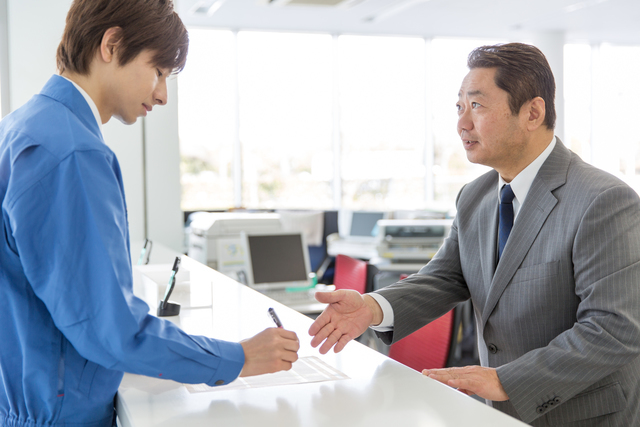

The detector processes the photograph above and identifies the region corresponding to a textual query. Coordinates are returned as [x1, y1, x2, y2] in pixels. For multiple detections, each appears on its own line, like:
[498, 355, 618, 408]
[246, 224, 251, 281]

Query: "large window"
[592, 44, 640, 192]
[430, 38, 501, 205]
[338, 35, 426, 210]
[237, 31, 333, 209]
[564, 43, 640, 194]
[178, 29, 235, 211]
[563, 44, 592, 160]
[178, 30, 640, 213]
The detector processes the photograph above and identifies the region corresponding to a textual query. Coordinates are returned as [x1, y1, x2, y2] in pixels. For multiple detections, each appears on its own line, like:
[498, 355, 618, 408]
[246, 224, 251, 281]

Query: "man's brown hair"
[467, 43, 556, 130]
[56, 0, 188, 75]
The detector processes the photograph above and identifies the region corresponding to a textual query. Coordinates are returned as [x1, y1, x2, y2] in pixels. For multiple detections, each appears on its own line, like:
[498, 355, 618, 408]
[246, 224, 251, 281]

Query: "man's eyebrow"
[459, 89, 484, 98]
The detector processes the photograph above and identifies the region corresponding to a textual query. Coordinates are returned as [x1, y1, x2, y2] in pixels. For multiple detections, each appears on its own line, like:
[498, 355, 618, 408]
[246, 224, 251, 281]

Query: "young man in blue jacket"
[0, 1, 300, 426]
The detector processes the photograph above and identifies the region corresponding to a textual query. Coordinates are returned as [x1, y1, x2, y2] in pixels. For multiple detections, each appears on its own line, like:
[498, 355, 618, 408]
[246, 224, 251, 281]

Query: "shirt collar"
[59, 75, 104, 139]
[498, 135, 557, 210]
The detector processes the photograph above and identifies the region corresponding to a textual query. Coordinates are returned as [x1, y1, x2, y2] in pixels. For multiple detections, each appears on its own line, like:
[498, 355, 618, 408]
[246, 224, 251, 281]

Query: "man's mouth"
[463, 139, 478, 149]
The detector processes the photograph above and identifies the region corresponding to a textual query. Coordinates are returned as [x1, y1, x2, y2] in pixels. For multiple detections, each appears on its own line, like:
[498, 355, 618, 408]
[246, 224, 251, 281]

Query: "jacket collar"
[39, 75, 104, 142]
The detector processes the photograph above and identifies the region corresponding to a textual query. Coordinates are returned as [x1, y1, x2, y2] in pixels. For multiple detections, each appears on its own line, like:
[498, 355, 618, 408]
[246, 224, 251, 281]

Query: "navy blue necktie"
[498, 184, 515, 261]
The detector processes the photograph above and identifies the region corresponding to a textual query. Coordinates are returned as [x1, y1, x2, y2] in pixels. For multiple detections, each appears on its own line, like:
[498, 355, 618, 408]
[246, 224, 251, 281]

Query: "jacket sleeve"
[8, 149, 244, 387]
[374, 210, 471, 345]
[496, 184, 640, 423]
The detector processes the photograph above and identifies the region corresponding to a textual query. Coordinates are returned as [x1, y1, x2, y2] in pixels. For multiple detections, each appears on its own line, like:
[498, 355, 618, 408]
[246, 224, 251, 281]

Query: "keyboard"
[262, 288, 318, 306]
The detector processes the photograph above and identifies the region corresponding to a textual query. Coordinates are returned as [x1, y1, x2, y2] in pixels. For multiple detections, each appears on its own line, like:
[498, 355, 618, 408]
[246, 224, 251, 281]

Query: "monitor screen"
[246, 233, 309, 286]
[350, 212, 384, 237]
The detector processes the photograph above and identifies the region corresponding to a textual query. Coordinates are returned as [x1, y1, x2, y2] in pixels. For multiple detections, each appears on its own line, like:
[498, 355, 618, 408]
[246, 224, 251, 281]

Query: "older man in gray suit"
[309, 43, 640, 426]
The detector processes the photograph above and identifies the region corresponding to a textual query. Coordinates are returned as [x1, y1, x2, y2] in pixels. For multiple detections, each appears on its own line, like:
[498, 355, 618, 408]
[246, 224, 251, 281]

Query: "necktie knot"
[501, 184, 515, 204]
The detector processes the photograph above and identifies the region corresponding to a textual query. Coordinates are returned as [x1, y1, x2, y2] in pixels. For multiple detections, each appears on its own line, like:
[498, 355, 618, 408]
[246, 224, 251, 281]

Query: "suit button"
[215, 380, 225, 386]
[548, 399, 556, 407]
[553, 397, 562, 404]
[536, 406, 545, 414]
[488, 343, 498, 354]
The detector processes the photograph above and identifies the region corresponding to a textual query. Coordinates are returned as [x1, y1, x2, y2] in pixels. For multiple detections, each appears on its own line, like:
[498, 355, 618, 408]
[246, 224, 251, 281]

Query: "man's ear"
[99, 27, 123, 64]
[525, 97, 546, 131]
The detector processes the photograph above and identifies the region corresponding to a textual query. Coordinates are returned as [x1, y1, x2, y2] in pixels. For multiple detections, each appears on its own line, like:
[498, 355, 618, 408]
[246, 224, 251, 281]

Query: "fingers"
[310, 313, 343, 348]
[333, 333, 352, 353]
[240, 328, 300, 377]
[308, 310, 331, 338]
[319, 328, 342, 355]
[313, 290, 344, 304]
[274, 327, 299, 343]
[422, 366, 508, 401]
[447, 378, 477, 392]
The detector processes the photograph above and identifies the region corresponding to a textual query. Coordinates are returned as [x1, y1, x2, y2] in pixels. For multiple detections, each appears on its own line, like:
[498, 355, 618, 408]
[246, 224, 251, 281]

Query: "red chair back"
[333, 254, 368, 294]
[388, 309, 455, 371]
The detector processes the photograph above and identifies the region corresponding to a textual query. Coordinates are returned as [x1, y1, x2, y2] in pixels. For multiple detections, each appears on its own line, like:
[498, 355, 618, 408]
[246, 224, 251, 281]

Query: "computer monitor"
[241, 232, 311, 291]
[339, 211, 385, 241]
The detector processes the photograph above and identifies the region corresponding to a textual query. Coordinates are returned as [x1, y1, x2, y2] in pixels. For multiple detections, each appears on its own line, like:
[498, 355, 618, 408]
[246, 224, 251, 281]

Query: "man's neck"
[60, 71, 109, 124]
[499, 130, 555, 182]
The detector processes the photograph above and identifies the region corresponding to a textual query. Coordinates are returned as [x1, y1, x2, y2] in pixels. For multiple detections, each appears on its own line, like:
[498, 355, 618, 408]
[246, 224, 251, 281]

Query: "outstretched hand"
[308, 290, 381, 354]
[239, 327, 300, 377]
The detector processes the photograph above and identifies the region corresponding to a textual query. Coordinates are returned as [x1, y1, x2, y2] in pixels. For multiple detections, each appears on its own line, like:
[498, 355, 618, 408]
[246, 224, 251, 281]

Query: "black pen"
[268, 307, 283, 328]
[162, 257, 181, 309]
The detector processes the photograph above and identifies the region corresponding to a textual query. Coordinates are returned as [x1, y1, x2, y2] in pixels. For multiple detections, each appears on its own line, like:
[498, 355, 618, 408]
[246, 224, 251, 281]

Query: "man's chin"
[114, 114, 138, 125]
[465, 152, 482, 165]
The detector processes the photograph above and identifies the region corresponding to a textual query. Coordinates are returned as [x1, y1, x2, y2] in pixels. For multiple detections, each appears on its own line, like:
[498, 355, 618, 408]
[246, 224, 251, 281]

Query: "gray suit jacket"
[376, 140, 640, 426]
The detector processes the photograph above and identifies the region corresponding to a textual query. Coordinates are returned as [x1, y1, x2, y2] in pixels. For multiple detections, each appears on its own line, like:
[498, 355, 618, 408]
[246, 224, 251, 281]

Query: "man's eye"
[157, 69, 163, 77]
[471, 102, 481, 108]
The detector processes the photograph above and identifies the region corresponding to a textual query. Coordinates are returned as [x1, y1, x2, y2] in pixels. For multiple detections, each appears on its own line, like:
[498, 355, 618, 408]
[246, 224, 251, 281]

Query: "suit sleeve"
[9, 149, 244, 386]
[496, 184, 640, 423]
[374, 204, 471, 345]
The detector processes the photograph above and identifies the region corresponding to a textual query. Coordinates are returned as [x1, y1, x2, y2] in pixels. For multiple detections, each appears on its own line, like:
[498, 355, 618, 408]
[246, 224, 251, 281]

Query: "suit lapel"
[478, 186, 499, 295]
[480, 139, 571, 330]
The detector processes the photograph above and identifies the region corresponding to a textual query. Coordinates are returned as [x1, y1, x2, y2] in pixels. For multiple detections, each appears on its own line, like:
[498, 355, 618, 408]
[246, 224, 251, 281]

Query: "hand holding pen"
[237, 308, 299, 377]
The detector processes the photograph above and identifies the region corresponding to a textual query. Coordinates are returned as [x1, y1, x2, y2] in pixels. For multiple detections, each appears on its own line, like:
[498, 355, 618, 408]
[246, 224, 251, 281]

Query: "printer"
[187, 212, 282, 270]
[374, 219, 453, 264]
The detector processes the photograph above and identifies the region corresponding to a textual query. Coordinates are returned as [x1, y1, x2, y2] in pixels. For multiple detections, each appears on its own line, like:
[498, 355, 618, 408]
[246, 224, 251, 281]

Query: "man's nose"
[457, 108, 473, 135]
[154, 79, 168, 106]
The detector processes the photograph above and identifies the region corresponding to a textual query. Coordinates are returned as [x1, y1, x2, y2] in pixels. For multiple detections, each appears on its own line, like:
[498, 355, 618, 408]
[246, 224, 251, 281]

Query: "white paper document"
[185, 356, 349, 393]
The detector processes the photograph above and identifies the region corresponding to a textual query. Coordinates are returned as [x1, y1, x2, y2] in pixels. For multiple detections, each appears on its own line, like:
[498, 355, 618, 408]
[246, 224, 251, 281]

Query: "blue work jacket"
[0, 75, 244, 427]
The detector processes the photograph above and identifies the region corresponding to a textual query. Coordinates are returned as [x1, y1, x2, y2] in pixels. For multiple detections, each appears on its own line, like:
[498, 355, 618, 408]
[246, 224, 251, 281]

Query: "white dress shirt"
[370, 136, 557, 331]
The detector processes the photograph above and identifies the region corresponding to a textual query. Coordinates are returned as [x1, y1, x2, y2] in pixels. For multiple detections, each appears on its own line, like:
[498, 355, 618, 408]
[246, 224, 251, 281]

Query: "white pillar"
[0, 0, 10, 117]
[531, 31, 565, 142]
[331, 34, 342, 209]
[423, 37, 434, 204]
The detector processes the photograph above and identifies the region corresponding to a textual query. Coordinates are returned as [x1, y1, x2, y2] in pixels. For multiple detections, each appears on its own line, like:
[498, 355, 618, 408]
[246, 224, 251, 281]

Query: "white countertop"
[119, 245, 527, 427]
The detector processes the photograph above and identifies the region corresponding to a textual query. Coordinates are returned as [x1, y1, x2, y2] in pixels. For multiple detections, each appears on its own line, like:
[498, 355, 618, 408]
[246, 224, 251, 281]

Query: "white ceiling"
[176, 0, 640, 45]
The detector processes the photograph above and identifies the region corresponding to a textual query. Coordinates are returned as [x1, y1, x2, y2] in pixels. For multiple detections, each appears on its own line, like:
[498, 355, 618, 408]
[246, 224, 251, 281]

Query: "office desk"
[117, 257, 527, 427]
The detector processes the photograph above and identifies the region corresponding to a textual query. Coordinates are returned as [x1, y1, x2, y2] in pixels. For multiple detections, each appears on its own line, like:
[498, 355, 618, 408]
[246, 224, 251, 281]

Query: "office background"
[1, 0, 640, 252]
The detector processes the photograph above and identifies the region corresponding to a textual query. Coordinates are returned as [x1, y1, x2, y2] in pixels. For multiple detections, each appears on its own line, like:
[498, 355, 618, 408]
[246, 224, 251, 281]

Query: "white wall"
[5, 0, 183, 253]
[144, 79, 184, 252]
[532, 31, 565, 142]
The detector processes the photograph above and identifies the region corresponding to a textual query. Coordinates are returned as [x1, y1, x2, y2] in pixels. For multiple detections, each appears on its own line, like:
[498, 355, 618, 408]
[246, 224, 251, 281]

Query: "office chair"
[387, 309, 456, 371]
[333, 254, 368, 293]
[333, 254, 379, 293]
[386, 273, 459, 371]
